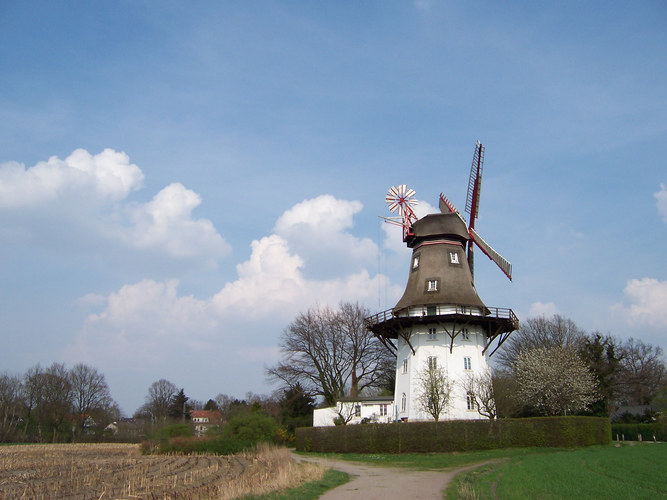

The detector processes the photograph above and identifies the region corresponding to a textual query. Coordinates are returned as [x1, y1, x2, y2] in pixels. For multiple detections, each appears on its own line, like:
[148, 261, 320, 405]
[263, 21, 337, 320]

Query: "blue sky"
[1, 1, 665, 415]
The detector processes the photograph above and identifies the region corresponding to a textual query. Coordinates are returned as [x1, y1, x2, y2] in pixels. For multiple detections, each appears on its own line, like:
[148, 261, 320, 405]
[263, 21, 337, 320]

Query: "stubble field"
[0, 443, 324, 499]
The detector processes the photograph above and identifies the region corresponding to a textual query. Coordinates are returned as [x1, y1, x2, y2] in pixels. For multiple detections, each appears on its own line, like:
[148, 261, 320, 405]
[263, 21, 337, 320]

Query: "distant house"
[190, 410, 223, 436]
[70, 414, 98, 435]
[104, 418, 147, 441]
[313, 395, 395, 426]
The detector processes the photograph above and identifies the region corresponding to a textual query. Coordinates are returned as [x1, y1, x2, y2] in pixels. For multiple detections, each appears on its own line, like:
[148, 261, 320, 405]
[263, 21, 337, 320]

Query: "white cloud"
[415, 0, 434, 11]
[211, 234, 307, 317]
[274, 195, 378, 276]
[0, 149, 143, 208]
[528, 301, 559, 317]
[115, 183, 231, 259]
[0, 149, 229, 262]
[211, 233, 398, 319]
[274, 194, 362, 236]
[655, 183, 667, 223]
[68, 279, 217, 368]
[68, 195, 403, 369]
[612, 277, 667, 328]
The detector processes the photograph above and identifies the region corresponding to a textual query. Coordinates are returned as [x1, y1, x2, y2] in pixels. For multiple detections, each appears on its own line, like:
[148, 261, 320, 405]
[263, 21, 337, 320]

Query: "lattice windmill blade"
[439, 194, 468, 227]
[465, 141, 485, 227]
[469, 227, 513, 281]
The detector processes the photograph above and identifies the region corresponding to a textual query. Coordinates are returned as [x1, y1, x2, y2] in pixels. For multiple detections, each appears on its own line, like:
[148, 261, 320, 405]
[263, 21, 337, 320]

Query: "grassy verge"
[240, 469, 349, 500]
[447, 443, 666, 499]
[295, 446, 555, 470]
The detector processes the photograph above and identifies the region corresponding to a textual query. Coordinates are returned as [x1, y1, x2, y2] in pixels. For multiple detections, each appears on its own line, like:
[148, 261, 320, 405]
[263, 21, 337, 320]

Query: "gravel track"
[293, 453, 494, 499]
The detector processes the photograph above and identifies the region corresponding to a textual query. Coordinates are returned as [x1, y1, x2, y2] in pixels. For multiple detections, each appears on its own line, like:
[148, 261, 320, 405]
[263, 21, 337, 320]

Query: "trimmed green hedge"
[611, 422, 666, 442]
[295, 416, 610, 453]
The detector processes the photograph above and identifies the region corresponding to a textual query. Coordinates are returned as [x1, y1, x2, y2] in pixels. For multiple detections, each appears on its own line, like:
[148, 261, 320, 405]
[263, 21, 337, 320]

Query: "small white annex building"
[313, 396, 395, 427]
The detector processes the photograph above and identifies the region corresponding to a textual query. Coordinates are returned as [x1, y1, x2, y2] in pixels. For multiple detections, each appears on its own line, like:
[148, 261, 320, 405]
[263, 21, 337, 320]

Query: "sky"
[1, 1, 665, 415]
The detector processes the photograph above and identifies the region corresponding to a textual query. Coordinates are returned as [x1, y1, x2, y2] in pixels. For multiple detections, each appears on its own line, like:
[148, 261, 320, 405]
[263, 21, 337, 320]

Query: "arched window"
[401, 393, 407, 412]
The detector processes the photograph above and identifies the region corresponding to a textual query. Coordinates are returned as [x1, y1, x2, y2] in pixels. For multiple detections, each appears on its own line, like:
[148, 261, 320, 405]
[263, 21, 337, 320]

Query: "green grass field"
[448, 443, 666, 500]
[299, 443, 666, 499]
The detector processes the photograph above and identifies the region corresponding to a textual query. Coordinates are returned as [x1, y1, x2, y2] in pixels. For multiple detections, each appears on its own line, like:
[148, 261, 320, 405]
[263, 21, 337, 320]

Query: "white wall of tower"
[394, 322, 489, 421]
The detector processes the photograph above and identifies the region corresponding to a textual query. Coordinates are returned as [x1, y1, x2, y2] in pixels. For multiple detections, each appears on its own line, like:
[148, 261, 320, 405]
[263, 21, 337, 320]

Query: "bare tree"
[0, 372, 23, 442]
[21, 364, 43, 438]
[415, 361, 452, 421]
[617, 338, 665, 407]
[512, 346, 599, 416]
[268, 302, 394, 406]
[23, 363, 73, 442]
[70, 363, 114, 435]
[333, 400, 359, 425]
[491, 369, 522, 418]
[496, 315, 586, 370]
[462, 369, 496, 419]
[142, 379, 177, 423]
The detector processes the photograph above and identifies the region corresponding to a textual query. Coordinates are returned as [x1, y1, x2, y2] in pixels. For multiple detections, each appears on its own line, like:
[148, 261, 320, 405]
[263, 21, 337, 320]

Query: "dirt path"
[292, 454, 492, 499]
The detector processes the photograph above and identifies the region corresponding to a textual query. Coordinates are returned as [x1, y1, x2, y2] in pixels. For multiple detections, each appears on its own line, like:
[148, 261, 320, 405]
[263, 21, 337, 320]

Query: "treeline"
[266, 304, 665, 424]
[0, 364, 317, 444]
[491, 315, 666, 421]
[0, 363, 118, 443]
[132, 378, 316, 437]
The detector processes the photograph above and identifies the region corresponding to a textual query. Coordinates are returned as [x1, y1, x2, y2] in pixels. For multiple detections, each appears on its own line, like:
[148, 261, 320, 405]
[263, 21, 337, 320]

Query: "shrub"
[153, 423, 193, 440]
[142, 412, 286, 455]
[611, 422, 667, 441]
[223, 412, 280, 443]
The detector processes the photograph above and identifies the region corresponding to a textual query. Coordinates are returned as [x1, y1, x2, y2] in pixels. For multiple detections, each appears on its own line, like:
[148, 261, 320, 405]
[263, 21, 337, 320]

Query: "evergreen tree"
[204, 399, 218, 411]
[279, 383, 315, 432]
[579, 333, 622, 416]
[168, 389, 190, 421]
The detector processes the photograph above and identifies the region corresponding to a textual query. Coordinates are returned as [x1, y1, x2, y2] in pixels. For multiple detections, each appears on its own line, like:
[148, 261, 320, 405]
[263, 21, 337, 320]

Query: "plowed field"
[0, 443, 317, 499]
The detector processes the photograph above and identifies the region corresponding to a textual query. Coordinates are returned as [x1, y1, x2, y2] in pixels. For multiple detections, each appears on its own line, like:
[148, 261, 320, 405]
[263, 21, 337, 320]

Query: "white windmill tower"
[367, 141, 518, 421]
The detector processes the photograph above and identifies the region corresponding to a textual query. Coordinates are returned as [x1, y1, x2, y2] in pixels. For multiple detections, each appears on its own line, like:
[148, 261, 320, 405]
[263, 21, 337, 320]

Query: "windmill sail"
[469, 227, 512, 281]
[465, 141, 484, 222]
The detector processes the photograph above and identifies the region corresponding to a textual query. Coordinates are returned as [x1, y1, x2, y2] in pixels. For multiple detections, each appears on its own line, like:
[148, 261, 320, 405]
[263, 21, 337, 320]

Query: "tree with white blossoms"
[512, 346, 599, 416]
[415, 361, 452, 421]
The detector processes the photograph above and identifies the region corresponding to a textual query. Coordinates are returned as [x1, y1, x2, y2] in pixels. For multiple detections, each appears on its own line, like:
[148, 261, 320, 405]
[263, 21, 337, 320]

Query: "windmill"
[365, 139, 518, 422]
[439, 141, 512, 282]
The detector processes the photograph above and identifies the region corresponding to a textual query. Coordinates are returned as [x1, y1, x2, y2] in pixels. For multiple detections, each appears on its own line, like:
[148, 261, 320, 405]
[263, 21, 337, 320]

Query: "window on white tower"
[403, 359, 408, 373]
[428, 356, 437, 370]
[461, 329, 469, 340]
[466, 392, 475, 411]
[428, 328, 437, 340]
[401, 393, 406, 412]
[464, 357, 472, 370]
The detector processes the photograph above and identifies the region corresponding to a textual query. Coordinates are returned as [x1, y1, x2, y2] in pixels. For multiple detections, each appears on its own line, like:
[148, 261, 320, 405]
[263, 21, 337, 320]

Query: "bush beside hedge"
[611, 422, 666, 442]
[295, 416, 611, 453]
[141, 412, 285, 455]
